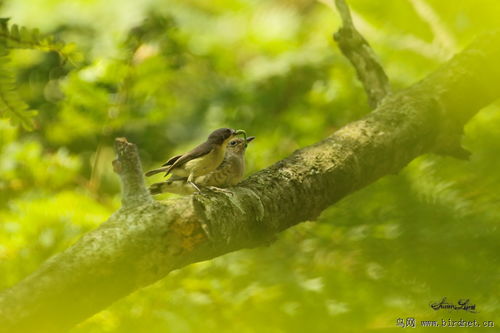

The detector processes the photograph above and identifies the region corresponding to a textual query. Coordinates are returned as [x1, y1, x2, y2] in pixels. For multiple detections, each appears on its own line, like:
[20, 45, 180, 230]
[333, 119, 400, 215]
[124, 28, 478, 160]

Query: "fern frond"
[0, 18, 80, 63]
[0, 45, 37, 130]
[0, 18, 82, 130]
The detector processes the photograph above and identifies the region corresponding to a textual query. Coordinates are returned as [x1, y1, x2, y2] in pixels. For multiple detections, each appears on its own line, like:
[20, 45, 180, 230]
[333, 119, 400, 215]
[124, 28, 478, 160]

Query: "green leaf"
[0, 19, 83, 130]
[0, 46, 36, 130]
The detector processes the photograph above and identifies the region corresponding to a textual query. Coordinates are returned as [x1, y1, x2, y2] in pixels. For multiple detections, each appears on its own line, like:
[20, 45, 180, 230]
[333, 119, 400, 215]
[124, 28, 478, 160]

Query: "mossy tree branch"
[112, 137, 153, 208]
[0, 29, 499, 333]
[333, 0, 391, 108]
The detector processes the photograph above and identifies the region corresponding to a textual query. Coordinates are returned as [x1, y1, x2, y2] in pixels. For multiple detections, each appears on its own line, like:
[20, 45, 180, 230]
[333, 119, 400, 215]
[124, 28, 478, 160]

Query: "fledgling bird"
[145, 128, 245, 191]
[149, 136, 255, 195]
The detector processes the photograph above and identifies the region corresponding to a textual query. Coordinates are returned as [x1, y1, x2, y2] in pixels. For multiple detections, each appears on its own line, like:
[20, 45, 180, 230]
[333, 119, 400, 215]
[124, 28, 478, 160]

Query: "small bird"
[150, 136, 255, 195]
[145, 128, 245, 191]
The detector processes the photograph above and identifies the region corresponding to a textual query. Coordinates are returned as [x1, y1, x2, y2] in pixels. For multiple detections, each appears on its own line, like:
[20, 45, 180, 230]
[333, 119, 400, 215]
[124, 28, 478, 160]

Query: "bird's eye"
[229, 140, 237, 146]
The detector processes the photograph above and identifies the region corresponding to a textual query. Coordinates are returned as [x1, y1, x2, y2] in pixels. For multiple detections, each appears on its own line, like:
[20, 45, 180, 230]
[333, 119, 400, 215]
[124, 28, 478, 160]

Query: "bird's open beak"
[244, 136, 255, 147]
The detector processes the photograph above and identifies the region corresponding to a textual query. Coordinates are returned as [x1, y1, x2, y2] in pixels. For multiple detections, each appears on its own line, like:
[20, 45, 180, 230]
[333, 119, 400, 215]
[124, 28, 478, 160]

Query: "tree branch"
[333, 0, 391, 108]
[113, 137, 153, 208]
[1, 31, 500, 333]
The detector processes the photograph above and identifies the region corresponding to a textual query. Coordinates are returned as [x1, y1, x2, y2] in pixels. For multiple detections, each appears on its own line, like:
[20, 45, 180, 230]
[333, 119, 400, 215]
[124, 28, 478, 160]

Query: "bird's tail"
[149, 178, 194, 195]
[149, 182, 168, 195]
[145, 167, 169, 177]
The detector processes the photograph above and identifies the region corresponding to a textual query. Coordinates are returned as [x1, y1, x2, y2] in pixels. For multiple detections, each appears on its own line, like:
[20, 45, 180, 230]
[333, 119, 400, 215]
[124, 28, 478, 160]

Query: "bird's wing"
[145, 167, 169, 177]
[166, 142, 214, 174]
[161, 154, 182, 167]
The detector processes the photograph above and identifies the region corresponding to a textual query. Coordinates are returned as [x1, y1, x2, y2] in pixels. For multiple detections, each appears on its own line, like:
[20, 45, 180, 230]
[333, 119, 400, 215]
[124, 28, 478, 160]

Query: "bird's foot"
[207, 186, 234, 195]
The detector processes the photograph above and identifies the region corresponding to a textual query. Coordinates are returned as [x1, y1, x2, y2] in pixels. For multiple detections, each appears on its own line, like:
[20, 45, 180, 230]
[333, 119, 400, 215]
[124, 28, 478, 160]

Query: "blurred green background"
[1, 0, 500, 332]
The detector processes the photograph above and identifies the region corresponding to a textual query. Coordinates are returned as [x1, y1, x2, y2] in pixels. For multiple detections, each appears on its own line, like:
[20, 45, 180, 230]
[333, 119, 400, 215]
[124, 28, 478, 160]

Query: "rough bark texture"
[1, 30, 500, 333]
[333, 0, 391, 108]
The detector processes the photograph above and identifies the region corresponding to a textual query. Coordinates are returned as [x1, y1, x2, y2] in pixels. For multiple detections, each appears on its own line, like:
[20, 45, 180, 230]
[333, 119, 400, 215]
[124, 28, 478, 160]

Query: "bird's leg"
[187, 174, 201, 192]
[189, 181, 201, 192]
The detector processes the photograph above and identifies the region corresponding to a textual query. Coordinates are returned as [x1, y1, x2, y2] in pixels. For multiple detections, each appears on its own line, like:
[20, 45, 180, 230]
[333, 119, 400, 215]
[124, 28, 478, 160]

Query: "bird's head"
[227, 136, 255, 154]
[207, 128, 246, 145]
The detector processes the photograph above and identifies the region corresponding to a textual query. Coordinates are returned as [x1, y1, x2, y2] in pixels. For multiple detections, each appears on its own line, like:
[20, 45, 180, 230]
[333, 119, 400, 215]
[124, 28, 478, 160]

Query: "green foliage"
[0, 18, 80, 130]
[1, 0, 500, 332]
[0, 42, 34, 130]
